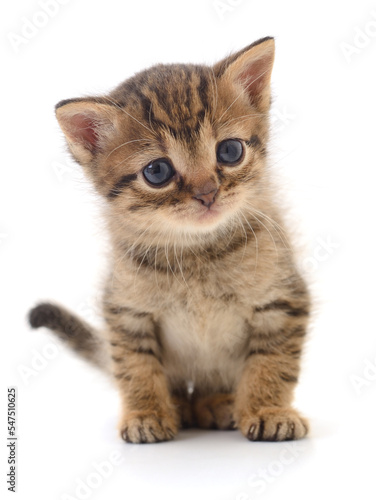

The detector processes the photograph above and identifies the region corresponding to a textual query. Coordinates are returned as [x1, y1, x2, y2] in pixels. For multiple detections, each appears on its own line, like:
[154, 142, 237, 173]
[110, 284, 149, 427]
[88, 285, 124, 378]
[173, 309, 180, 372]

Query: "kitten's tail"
[28, 303, 109, 371]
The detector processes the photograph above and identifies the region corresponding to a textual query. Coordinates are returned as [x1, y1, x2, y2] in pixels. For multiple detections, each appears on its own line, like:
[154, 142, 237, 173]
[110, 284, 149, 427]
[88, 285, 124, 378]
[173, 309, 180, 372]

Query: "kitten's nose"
[193, 187, 218, 208]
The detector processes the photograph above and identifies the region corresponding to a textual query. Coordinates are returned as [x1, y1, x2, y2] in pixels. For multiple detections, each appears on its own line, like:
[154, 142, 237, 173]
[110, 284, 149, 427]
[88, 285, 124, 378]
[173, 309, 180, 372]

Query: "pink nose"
[193, 188, 218, 208]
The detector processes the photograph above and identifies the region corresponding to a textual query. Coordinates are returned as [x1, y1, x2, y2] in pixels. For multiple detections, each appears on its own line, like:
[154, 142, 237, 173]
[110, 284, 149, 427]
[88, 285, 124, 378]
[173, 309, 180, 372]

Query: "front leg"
[235, 293, 310, 441]
[104, 303, 179, 443]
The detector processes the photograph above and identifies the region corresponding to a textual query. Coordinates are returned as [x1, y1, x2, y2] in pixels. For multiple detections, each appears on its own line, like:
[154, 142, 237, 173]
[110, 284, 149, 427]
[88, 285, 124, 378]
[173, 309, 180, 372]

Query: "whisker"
[234, 213, 248, 263]
[244, 207, 279, 257]
[105, 139, 151, 161]
[239, 210, 259, 278]
[243, 201, 290, 250]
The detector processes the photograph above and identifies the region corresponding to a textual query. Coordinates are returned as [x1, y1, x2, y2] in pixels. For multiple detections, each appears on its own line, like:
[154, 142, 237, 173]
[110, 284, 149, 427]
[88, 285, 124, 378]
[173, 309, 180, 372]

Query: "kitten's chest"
[157, 289, 248, 388]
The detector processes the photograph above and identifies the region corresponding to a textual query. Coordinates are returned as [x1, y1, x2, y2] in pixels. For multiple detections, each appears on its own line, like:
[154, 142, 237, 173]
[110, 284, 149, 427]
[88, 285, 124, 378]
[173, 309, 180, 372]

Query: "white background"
[2, 0, 376, 499]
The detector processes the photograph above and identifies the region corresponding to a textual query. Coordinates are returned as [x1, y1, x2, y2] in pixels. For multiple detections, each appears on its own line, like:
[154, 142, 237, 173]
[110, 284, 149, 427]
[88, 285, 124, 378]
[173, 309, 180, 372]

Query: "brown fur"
[29, 37, 311, 443]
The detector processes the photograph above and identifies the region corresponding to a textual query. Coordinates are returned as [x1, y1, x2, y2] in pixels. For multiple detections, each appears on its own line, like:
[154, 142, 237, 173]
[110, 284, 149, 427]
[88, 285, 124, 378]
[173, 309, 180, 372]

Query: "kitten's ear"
[55, 99, 121, 165]
[214, 37, 275, 112]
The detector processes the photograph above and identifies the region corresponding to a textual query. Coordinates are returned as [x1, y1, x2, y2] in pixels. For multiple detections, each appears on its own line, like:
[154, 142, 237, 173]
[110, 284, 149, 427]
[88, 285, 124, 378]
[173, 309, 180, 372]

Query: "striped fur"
[29, 37, 311, 443]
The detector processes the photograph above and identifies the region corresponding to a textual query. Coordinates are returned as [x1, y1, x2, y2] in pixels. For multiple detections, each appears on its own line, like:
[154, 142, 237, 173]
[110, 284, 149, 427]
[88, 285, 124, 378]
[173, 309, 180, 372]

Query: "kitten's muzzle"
[192, 188, 218, 209]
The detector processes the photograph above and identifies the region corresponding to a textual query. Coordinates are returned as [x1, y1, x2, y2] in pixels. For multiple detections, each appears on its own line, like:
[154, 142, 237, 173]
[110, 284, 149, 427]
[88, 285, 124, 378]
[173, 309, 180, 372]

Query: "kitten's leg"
[235, 296, 310, 441]
[192, 393, 236, 430]
[105, 306, 179, 443]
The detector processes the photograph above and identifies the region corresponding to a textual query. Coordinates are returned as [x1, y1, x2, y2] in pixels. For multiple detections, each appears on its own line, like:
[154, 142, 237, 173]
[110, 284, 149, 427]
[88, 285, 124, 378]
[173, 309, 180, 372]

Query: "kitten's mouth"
[195, 204, 221, 223]
[173, 197, 237, 230]
[171, 204, 223, 231]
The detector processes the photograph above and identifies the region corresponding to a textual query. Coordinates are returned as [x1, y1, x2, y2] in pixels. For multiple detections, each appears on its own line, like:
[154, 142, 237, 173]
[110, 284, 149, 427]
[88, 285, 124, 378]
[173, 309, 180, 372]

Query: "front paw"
[120, 411, 179, 443]
[238, 407, 309, 441]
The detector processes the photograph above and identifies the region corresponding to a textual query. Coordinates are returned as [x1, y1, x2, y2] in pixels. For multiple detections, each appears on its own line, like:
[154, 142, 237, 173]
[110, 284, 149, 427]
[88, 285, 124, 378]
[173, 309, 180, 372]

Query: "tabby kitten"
[29, 37, 310, 443]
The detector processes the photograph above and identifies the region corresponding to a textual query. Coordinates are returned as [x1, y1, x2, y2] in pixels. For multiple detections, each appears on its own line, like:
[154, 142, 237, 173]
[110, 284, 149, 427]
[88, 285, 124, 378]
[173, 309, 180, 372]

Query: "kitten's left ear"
[214, 37, 275, 112]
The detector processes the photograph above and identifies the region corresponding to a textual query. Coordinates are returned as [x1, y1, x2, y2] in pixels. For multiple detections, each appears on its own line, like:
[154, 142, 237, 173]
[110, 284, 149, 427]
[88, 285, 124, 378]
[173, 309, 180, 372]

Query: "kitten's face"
[56, 38, 274, 240]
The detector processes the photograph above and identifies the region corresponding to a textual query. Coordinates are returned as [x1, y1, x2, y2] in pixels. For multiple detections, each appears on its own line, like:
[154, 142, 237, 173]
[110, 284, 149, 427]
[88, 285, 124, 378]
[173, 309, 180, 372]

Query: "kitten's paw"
[238, 407, 309, 441]
[193, 393, 236, 430]
[120, 411, 179, 444]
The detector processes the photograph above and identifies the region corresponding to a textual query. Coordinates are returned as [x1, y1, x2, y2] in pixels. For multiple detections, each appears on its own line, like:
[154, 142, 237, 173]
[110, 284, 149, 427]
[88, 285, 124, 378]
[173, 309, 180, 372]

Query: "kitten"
[29, 37, 310, 443]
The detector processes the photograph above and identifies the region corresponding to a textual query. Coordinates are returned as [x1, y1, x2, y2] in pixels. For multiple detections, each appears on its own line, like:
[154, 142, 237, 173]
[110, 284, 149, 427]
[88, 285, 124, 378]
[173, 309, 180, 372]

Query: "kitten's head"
[56, 37, 274, 241]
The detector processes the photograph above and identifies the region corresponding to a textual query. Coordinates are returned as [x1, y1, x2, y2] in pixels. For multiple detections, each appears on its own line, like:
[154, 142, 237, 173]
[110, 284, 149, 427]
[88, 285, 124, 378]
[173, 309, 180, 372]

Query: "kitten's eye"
[143, 159, 175, 187]
[217, 139, 244, 165]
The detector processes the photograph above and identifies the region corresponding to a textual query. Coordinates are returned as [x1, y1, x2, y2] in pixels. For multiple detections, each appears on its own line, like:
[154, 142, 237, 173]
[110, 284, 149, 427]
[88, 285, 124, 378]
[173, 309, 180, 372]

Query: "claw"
[248, 423, 257, 440]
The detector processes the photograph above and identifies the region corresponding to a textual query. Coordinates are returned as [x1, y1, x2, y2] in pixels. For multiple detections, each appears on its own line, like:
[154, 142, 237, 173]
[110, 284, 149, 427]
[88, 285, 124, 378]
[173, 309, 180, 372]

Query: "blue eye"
[143, 159, 175, 186]
[217, 139, 244, 165]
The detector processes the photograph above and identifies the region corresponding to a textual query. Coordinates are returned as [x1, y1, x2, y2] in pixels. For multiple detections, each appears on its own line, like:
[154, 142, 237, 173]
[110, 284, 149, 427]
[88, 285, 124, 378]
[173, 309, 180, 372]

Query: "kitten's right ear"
[55, 99, 121, 166]
[214, 37, 275, 112]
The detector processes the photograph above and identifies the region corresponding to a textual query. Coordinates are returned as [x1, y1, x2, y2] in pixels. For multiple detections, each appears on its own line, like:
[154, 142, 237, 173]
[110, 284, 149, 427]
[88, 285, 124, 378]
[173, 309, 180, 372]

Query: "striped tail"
[28, 302, 108, 371]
